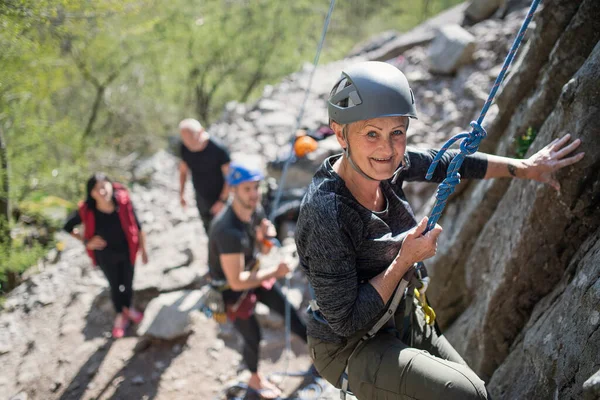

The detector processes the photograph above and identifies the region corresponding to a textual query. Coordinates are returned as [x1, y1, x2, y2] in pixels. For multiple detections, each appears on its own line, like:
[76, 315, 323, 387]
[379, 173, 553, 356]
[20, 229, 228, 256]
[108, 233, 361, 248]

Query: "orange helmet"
[294, 135, 318, 158]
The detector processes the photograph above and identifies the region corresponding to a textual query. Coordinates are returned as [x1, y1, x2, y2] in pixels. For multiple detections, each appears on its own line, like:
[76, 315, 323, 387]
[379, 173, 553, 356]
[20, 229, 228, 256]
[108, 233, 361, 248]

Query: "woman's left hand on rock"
[524, 133, 584, 191]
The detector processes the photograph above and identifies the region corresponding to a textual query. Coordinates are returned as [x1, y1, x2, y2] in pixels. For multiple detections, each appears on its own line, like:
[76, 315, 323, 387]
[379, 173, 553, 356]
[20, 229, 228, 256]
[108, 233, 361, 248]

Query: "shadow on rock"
[82, 289, 114, 341]
[58, 339, 115, 400]
[94, 336, 189, 400]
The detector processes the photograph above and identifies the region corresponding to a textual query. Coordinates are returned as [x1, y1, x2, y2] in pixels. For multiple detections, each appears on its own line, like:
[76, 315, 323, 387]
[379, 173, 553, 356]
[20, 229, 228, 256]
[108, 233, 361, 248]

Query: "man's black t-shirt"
[208, 204, 265, 303]
[179, 138, 230, 214]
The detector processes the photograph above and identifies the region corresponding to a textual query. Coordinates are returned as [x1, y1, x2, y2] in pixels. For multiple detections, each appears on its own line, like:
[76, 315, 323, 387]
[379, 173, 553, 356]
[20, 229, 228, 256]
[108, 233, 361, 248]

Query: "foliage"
[516, 126, 537, 159]
[0, 0, 463, 290]
[0, 216, 48, 294]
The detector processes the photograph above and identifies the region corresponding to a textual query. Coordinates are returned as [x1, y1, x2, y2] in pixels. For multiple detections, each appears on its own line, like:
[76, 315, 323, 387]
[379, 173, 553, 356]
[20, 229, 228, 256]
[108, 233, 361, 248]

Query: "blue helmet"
[227, 162, 264, 186]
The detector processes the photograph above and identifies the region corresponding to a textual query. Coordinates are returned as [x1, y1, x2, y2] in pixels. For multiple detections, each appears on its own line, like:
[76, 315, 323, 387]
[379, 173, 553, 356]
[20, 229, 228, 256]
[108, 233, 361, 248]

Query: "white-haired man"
[178, 118, 231, 233]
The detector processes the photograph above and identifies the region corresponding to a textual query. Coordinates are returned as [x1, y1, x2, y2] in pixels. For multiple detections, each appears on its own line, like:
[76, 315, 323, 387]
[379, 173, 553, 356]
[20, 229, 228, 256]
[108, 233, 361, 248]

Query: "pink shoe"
[125, 308, 144, 324]
[112, 316, 129, 338]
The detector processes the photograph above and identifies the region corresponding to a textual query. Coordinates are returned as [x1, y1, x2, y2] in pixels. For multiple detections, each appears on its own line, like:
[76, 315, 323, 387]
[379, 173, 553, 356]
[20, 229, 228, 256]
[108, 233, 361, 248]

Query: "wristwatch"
[219, 198, 228, 204]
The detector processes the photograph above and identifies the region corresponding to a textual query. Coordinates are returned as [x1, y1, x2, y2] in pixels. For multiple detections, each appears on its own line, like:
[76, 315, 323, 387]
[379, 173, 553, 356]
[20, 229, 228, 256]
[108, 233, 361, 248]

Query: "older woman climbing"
[295, 61, 584, 400]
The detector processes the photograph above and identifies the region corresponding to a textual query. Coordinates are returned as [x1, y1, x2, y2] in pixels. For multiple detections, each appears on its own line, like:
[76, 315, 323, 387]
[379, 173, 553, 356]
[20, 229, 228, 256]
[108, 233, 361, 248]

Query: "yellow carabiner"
[414, 288, 436, 326]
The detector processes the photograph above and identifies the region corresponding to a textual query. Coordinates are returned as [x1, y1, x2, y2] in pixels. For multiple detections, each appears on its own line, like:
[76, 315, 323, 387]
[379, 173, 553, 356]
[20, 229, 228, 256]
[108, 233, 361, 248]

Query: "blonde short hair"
[178, 118, 203, 133]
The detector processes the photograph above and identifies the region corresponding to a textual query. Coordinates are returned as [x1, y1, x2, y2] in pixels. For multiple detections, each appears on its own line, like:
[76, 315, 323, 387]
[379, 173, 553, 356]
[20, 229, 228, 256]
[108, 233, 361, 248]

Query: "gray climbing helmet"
[328, 61, 418, 125]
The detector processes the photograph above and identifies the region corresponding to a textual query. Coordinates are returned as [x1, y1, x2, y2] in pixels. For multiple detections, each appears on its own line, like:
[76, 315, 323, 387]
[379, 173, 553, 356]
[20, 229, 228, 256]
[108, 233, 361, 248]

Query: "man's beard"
[237, 198, 257, 210]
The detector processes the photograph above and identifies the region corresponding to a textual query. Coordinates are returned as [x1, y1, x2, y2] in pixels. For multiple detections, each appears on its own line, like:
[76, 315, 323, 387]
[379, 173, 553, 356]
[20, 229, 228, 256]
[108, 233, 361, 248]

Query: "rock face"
[428, 25, 476, 74]
[488, 229, 600, 399]
[424, 1, 600, 398]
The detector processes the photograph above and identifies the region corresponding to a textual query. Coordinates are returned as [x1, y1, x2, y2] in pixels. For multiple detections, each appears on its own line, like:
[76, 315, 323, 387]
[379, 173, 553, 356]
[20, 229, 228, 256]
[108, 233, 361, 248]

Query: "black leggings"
[98, 253, 134, 313]
[233, 284, 308, 373]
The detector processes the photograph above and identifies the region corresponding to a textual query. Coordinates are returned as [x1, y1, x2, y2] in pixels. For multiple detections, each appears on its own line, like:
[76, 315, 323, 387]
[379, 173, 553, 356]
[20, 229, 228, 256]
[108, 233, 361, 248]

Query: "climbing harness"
[200, 281, 229, 324]
[200, 257, 266, 324]
[425, 0, 542, 233]
[308, 263, 428, 400]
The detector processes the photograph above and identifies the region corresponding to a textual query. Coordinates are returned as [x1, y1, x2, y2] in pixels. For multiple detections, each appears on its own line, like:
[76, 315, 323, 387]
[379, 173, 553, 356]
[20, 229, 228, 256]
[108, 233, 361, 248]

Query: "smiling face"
[91, 179, 113, 204]
[333, 115, 408, 181]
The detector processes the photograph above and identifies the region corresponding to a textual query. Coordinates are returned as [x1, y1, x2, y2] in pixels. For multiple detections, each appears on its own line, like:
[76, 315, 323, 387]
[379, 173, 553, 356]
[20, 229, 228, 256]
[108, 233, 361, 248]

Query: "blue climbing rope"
[268, 0, 336, 222]
[424, 0, 542, 233]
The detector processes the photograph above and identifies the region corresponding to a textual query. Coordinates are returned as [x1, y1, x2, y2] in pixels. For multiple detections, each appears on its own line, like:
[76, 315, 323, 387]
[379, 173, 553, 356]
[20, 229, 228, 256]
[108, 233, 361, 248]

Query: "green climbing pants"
[308, 295, 489, 400]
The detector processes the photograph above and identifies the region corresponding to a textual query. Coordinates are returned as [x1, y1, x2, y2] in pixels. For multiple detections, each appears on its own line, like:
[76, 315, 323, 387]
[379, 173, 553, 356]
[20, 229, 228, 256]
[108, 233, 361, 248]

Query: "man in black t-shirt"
[178, 118, 231, 233]
[208, 161, 307, 399]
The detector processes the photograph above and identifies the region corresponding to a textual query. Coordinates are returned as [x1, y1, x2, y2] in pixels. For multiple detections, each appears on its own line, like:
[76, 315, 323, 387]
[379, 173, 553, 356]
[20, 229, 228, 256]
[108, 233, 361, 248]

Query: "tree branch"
[0, 128, 10, 235]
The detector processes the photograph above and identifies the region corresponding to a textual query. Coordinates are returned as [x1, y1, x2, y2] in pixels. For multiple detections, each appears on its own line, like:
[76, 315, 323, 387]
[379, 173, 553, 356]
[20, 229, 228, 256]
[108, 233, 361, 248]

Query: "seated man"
[208, 161, 308, 399]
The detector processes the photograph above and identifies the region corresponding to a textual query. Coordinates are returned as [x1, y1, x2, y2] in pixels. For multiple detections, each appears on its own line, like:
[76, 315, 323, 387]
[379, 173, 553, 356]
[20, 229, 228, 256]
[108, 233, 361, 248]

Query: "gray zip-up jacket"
[295, 148, 488, 343]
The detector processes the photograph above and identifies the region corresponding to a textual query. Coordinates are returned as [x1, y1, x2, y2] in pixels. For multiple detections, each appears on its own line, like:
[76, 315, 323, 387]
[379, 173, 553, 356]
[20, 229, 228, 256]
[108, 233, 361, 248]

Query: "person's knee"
[441, 368, 488, 400]
[399, 351, 488, 400]
[422, 357, 487, 400]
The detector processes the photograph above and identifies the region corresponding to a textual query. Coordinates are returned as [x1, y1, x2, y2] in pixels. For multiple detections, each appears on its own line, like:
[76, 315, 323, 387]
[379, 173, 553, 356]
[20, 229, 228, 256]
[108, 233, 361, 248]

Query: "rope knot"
[461, 121, 487, 155]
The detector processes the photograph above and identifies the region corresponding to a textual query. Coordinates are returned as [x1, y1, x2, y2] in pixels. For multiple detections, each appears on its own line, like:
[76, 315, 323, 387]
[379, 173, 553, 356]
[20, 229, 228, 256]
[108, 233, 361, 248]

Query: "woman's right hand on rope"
[398, 217, 443, 266]
[85, 235, 107, 250]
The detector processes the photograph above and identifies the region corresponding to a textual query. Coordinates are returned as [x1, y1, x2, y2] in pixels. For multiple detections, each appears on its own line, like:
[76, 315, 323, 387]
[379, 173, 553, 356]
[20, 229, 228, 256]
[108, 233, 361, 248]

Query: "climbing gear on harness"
[200, 280, 229, 324]
[425, 0, 542, 233]
[201, 258, 267, 324]
[227, 161, 264, 187]
[328, 61, 417, 125]
[328, 61, 416, 183]
[414, 288, 436, 326]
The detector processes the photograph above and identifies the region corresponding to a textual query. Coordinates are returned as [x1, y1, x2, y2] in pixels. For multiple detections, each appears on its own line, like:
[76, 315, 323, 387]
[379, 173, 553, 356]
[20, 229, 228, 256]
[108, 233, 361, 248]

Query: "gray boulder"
[137, 289, 206, 340]
[428, 25, 476, 74]
[368, 3, 468, 62]
[465, 0, 504, 23]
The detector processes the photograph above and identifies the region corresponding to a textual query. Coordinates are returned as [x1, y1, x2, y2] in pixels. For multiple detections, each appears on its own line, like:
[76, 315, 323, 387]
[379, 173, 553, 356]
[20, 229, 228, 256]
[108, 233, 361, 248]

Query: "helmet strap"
[342, 125, 406, 183]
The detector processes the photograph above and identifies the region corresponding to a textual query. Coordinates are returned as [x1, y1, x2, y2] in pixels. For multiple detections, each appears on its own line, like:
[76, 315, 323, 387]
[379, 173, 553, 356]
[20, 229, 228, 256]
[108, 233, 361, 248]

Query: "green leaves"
[1, 0, 464, 212]
[516, 126, 538, 159]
